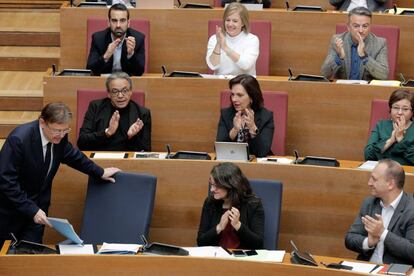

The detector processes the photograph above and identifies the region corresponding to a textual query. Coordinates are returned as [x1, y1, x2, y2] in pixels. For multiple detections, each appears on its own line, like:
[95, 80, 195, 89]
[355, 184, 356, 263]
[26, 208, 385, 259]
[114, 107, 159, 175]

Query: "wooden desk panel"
[60, 8, 414, 78]
[44, 75, 411, 160]
[0, 253, 370, 276]
[42, 158, 414, 258]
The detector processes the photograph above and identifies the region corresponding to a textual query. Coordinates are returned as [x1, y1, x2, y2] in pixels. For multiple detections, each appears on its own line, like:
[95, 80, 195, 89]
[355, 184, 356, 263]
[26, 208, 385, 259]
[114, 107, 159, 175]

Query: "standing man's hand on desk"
[101, 167, 122, 183]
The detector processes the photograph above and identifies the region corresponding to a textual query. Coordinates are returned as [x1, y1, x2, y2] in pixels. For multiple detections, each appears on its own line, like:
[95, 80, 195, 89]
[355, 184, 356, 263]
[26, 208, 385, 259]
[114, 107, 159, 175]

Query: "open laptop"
[215, 142, 252, 162]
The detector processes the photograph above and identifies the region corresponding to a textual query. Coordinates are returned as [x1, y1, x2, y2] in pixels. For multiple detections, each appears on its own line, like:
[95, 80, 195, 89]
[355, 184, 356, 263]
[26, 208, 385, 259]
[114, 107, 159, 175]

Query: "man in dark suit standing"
[86, 3, 145, 76]
[345, 159, 414, 265]
[0, 102, 121, 248]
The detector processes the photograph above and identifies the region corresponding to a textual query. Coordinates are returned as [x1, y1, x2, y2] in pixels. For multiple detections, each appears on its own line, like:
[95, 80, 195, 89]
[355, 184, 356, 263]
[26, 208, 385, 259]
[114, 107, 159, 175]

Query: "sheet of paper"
[92, 152, 127, 159]
[369, 80, 401, 87]
[134, 152, 167, 159]
[58, 244, 94, 255]
[200, 74, 235, 79]
[257, 157, 294, 164]
[97, 243, 142, 254]
[341, 261, 379, 274]
[183, 246, 233, 259]
[243, 250, 286, 262]
[358, 161, 379, 171]
[48, 217, 83, 245]
[336, 79, 368, 85]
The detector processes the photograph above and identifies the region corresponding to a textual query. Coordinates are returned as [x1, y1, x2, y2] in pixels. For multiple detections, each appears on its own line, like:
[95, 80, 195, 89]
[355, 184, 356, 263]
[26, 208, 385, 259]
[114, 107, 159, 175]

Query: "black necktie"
[44, 142, 52, 175]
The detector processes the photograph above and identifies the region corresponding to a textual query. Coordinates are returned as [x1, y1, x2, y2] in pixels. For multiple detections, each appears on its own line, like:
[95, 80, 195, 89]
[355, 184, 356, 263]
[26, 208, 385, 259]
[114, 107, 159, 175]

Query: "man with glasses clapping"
[77, 72, 151, 152]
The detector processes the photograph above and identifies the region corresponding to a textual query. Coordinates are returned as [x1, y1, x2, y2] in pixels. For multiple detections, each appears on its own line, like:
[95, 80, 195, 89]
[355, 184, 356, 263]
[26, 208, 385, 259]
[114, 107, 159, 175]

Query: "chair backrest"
[386, 0, 395, 9]
[80, 172, 157, 244]
[249, 179, 283, 250]
[86, 18, 150, 73]
[336, 24, 400, 80]
[76, 89, 145, 140]
[368, 99, 389, 135]
[220, 90, 288, 155]
[208, 19, 271, 76]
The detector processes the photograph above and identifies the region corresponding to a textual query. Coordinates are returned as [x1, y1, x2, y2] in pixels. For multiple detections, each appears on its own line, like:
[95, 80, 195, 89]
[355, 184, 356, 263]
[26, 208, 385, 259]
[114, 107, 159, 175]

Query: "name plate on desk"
[90, 152, 128, 159]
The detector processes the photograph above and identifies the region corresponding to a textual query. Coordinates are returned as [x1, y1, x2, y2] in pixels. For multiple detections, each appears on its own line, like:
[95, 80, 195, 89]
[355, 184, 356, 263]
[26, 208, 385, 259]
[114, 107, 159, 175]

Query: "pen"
[369, 264, 380, 273]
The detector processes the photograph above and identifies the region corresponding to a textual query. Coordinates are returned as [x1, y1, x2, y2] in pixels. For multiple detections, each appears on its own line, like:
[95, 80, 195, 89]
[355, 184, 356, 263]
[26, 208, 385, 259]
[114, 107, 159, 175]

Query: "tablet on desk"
[215, 142, 252, 162]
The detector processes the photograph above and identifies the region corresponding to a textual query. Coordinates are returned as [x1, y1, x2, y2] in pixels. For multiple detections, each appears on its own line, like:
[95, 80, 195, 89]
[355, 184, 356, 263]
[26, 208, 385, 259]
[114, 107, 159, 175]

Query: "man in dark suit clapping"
[86, 3, 145, 76]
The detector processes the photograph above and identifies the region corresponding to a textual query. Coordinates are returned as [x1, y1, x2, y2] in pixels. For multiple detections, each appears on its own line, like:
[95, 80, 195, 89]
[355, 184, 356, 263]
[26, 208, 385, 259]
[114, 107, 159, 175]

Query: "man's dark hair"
[39, 102, 72, 124]
[379, 159, 405, 189]
[108, 3, 130, 20]
[348, 6, 372, 19]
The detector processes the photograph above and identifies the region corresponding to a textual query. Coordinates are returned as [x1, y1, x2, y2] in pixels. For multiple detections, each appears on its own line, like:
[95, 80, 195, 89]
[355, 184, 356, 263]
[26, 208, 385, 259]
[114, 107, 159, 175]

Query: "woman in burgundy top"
[197, 162, 264, 249]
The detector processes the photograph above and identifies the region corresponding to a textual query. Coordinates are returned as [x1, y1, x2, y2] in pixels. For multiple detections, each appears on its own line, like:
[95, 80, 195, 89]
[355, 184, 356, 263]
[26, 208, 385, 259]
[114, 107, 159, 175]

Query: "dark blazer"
[86, 27, 145, 76]
[197, 196, 264, 249]
[345, 192, 414, 265]
[329, 0, 387, 12]
[216, 107, 274, 157]
[77, 98, 151, 152]
[0, 120, 103, 239]
[221, 0, 271, 8]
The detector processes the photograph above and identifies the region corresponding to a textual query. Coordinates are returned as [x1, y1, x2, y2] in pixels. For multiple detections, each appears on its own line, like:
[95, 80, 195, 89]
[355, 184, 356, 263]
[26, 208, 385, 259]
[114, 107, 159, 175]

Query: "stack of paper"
[97, 243, 142, 255]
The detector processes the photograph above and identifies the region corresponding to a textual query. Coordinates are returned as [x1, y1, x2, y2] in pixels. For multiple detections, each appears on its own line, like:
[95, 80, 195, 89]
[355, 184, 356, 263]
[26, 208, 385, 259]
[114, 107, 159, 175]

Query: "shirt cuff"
[363, 237, 375, 250]
[379, 229, 388, 242]
[335, 54, 343, 66]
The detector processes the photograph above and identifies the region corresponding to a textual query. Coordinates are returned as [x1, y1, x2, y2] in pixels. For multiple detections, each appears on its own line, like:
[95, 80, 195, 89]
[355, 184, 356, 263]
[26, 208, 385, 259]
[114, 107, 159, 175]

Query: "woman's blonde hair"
[222, 2, 250, 34]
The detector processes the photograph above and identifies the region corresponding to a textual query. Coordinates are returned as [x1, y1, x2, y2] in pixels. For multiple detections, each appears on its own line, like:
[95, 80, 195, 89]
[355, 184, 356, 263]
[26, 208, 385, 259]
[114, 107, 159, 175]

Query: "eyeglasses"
[350, 24, 370, 31]
[109, 88, 131, 96]
[46, 124, 71, 136]
[391, 106, 412, 113]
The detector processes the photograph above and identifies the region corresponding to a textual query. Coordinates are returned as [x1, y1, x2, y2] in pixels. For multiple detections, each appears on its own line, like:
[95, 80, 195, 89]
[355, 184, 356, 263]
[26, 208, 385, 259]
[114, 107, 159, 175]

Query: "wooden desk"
[44, 75, 414, 160]
[39, 156, 414, 258]
[60, 8, 414, 77]
[0, 241, 381, 276]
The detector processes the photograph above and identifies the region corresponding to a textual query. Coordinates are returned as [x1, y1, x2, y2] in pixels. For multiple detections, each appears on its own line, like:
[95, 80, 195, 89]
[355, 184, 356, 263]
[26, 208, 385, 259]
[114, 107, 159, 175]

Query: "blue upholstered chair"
[80, 172, 157, 244]
[249, 179, 283, 250]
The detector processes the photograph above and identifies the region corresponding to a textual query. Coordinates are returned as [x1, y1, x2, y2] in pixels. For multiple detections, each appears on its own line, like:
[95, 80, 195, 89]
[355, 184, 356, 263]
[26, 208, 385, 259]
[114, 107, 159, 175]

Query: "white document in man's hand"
[48, 217, 83, 245]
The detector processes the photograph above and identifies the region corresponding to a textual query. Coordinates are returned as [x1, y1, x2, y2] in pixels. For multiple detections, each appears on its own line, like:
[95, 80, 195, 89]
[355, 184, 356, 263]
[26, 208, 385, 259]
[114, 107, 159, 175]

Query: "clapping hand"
[106, 110, 120, 137]
[127, 118, 144, 139]
[361, 214, 384, 247]
[104, 38, 121, 61]
[125, 36, 136, 57]
[356, 33, 366, 58]
[334, 38, 346, 59]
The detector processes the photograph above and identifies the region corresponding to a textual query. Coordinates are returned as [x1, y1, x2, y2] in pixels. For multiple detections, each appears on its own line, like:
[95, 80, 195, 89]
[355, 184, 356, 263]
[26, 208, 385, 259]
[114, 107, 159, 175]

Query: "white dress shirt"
[347, 0, 368, 11]
[39, 125, 53, 175]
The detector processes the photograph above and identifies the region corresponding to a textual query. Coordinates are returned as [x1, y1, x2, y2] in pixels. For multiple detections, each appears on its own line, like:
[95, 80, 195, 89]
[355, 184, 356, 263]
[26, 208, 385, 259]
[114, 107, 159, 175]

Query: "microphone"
[140, 234, 148, 247]
[288, 68, 293, 80]
[166, 144, 172, 158]
[293, 150, 299, 164]
[161, 65, 167, 77]
[285, 1, 290, 10]
[177, 0, 182, 8]
[52, 64, 57, 76]
[393, 4, 397, 14]
[399, 73, 406, 83]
